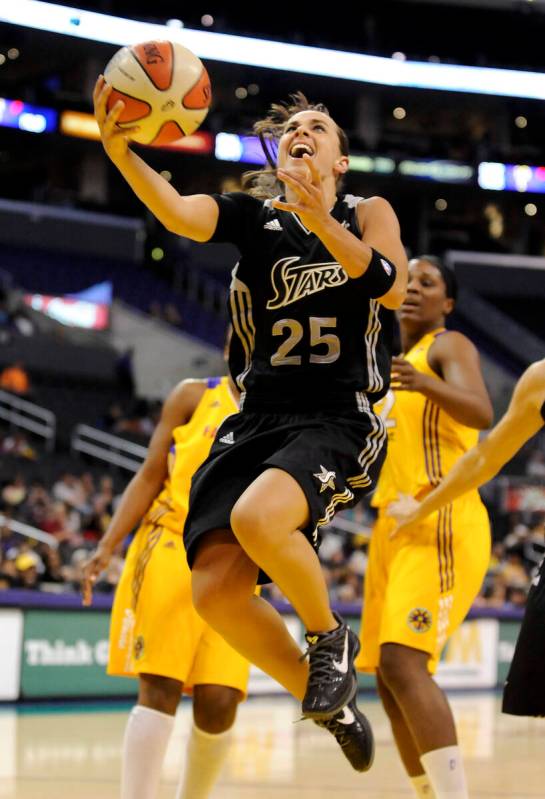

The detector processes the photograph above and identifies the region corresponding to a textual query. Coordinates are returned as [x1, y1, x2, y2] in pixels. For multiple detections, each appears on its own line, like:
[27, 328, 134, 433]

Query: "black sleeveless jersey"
[209, 191, 394, 413]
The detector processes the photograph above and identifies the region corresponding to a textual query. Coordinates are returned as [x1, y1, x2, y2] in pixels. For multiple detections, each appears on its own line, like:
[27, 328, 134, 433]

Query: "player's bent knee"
[379, 643, 429, 693]
[192, 572, 223, 623]
[193, 685, 241, 734]
[139, 673, 182, 715]
[230, 500, 277, 555]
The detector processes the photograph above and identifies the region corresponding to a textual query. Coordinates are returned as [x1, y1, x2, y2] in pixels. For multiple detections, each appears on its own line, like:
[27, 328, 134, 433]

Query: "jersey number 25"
[271, 317, 340, 366]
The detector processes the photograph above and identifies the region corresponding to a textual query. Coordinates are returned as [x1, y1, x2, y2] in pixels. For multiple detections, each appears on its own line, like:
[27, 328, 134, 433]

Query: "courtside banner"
[0, 609, 23, 700]
[20, 610, 136, 698]
[436, 619, 499, 689]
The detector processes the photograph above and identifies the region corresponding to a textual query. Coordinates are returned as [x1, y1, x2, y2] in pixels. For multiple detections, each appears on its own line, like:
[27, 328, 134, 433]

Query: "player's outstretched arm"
[81, 379, 206, 605]
[389, 360, 545, 531]
[93, 76, 219, 242]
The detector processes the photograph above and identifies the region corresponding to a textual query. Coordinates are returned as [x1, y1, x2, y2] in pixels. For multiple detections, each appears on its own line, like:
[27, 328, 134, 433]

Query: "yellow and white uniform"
[356, 330, 491, 674]
[108, 377, 250, 695]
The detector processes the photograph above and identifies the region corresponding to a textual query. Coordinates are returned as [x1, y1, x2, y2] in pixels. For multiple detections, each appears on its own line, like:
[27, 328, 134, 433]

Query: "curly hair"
[242, 92, 349, 199]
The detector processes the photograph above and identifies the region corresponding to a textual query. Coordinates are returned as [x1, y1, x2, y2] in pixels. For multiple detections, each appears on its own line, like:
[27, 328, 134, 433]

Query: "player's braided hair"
[242, 92, 349, 199]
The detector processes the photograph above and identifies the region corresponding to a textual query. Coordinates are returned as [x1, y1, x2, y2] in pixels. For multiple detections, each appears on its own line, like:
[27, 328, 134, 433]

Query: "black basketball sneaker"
[301, 613, 360, 719]
[315, 698, 375, 772]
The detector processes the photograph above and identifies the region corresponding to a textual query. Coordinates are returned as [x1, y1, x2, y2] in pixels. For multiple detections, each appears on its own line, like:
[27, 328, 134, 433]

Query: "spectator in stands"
[0, 549, 17, 589]
[526, 449, 545, 478]
[52, 473, 89, 514]
[0, 361, 30, 395]
[0, 432, 37, 460]
[1, 475, 27, 507]
[15, 552, 40, 589]
[39, 545, 66, 585]
[103, 401, 124, 431]
[500, 551, 529, 589]
[505, 586, 528, 610]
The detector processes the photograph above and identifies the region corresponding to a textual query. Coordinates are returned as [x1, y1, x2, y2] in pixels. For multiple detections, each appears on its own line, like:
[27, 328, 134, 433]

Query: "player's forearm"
[98, 468, 165, 553]
[415, 444, 498, 521]
[109, 150, 201, 238]
[418, 375, 492, 429]
[314, 216, 374, 278]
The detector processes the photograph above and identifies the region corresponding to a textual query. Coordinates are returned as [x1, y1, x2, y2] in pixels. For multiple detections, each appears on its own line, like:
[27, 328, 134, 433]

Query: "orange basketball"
[103, 40, 211, 146]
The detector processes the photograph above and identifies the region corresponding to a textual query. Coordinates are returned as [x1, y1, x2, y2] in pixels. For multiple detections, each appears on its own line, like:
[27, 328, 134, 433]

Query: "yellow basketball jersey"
[372, 329, 479, 508]
[143, 377, 238, 534]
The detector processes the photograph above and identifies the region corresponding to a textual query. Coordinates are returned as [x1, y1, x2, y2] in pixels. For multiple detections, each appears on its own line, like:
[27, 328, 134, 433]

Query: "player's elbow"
[139, 459, 167, 489]
[377, 263, 408, 309]
[378, 278, 407, 310]
[473, 398, 494, 430]
[379, 288, 405, 310]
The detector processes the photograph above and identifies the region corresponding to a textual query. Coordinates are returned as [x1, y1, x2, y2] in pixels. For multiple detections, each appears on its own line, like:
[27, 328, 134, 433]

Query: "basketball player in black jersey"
[94, 80, 408, 768]
[389, 359, 545, 718]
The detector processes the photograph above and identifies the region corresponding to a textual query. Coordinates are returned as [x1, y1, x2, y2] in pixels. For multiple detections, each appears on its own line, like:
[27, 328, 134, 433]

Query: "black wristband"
[362, 248, 397, 298]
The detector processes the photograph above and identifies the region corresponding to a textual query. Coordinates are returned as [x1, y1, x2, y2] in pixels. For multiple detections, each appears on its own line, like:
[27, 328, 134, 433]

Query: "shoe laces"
[316, 716, 353, 750]
[299, 627, 344, 687]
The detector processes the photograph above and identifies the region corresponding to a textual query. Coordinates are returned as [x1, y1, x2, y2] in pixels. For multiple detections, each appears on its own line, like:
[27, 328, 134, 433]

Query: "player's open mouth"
[289, 142, 315, 158]
[401, 300, 420, 310]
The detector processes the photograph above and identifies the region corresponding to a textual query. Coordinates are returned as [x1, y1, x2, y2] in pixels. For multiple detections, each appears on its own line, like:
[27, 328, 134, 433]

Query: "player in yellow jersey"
[82, 375, 248, 799]
[389, 359, 545, 719]
[356, 256, 493, 799]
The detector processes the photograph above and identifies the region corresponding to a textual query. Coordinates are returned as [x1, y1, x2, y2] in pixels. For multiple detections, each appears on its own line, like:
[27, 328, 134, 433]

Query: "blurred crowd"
[102, 398, 162, 440]
[0, 471, 123, 594]
[0, 437, 544, 611]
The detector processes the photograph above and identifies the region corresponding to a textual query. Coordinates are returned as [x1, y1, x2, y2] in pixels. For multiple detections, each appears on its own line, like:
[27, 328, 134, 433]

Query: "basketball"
[103, 40, 211, 146]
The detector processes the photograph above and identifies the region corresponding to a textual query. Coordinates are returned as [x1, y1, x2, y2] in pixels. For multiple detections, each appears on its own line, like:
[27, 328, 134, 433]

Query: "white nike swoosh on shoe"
[337, 706, 355, 725]
[333, 630, 349, 674]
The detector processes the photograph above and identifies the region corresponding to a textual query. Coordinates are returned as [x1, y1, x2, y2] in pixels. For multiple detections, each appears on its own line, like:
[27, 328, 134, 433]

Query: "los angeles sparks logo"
[266, 257, 348, 309]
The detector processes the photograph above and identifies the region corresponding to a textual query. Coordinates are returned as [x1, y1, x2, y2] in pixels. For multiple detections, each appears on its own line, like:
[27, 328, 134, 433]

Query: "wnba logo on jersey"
[266, 256, 348, 309]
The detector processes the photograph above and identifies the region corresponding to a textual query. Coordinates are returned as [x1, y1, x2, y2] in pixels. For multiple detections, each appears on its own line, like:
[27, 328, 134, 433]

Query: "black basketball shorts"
[502, 557, 545, 717]
[183, 408, 386, 584]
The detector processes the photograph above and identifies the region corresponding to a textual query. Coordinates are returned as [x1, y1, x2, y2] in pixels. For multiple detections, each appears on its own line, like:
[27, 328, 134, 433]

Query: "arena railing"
[0, 390, 56, 452]
[0, 513, 58, 549]
[71, 424, 147, 472]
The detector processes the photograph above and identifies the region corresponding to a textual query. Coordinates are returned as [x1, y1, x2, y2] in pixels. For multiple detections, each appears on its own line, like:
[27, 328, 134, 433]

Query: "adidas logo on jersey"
[264, 219, 283, 231]
[219, 431, 235, 445]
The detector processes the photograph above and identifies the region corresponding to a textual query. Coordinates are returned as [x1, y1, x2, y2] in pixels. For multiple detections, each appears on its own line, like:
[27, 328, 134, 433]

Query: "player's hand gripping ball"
[104, 40, 211, 146]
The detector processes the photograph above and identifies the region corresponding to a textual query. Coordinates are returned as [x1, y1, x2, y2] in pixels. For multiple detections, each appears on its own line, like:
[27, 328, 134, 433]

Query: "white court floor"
[0, 692, 543, 798]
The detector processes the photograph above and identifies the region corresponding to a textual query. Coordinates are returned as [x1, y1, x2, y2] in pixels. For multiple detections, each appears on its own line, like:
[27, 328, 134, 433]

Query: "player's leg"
[192, 528, 309, 701]
[230, 467, 335, 632]
[357, 517, 428, 790]
[192, 529, 374, 772]
[121, 674, 183, 799]
[379, 644, 466, 799]
[175, 685, 240, 799]
[230, 467, 361, 717]
[375, 673, 435, 798]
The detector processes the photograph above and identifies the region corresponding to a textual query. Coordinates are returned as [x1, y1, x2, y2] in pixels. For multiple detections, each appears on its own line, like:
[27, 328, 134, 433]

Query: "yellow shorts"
[356, 495, 490, 675]
[107, 522, 251, 697]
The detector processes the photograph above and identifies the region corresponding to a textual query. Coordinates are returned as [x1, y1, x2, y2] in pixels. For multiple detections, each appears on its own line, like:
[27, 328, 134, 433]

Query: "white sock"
[421, 746, 468, 799]
[121, 705, 175, 799]
[411, 773, 436, 798]
[176, 724, 234, 799]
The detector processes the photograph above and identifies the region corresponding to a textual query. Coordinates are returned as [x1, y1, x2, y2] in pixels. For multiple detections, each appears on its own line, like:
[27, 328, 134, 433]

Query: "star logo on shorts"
[407, 607, 432, 634]
[313, 465, 336, 493]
